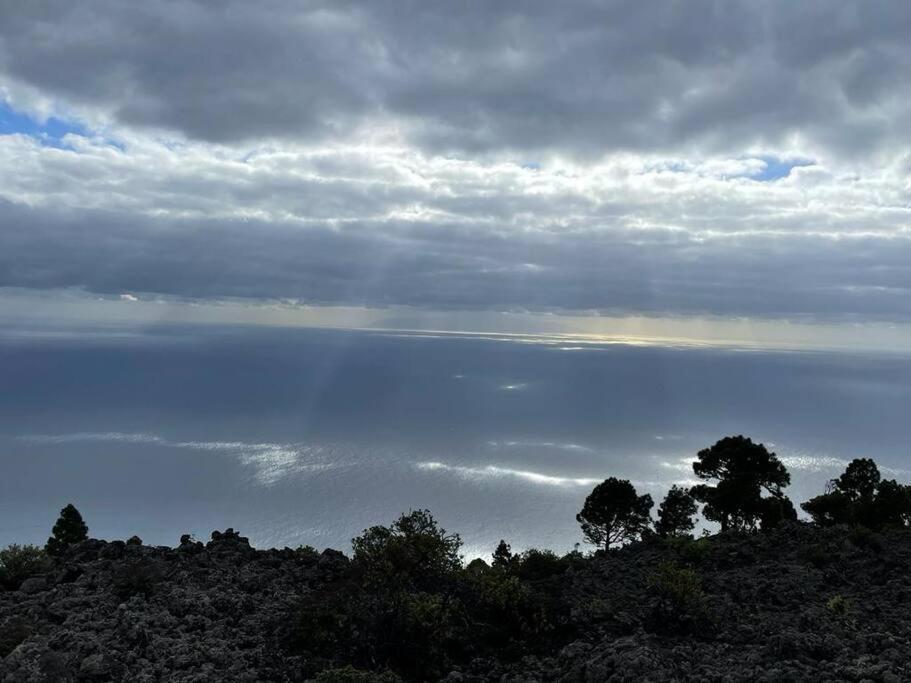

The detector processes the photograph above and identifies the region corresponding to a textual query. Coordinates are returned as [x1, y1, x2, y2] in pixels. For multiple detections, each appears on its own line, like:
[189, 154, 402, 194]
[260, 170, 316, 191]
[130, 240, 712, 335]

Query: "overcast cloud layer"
[1, 1, 911, 322]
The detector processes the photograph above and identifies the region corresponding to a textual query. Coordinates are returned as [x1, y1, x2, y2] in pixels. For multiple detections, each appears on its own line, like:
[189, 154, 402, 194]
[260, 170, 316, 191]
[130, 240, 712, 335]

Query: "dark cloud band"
[1, 200, 909, 321]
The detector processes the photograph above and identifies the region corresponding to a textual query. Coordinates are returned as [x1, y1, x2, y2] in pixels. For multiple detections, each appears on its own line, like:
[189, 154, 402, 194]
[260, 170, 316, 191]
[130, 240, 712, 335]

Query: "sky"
[2, 2, 911, 349]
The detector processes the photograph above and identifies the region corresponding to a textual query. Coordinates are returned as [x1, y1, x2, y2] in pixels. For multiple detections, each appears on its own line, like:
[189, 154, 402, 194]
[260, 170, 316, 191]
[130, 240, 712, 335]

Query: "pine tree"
[654, 485, 698, 538]
[46, 504, 88, 555]
[491, 539, 514, 569]
[577, 478, 653, 548]
[690, 436, 790, 532]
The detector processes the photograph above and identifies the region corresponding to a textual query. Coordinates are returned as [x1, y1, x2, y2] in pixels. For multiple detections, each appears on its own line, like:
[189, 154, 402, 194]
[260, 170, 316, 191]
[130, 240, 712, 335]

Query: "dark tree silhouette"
[690, 436, 791, 532]
[46, 503, 88, 555]
[836, 458, 881, 500]
[801, 485, 851, 526]
[351, 509, 462, 589]
[874, 479, 911, 528]
[491, 540, 514, 569]
[577, 477, 653, 548]
[802, 458, 911, 529]
[759, 495, 798, 530]
[654, 485, 698, 538]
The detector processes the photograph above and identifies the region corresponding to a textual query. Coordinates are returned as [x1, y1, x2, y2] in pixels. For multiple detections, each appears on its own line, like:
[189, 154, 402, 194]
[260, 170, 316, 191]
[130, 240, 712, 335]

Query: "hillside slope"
[2, 524, 910, 681]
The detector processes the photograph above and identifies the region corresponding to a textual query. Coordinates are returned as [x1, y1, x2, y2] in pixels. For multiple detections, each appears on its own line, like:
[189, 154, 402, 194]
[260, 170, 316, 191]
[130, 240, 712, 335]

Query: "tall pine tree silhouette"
[46, 504, 88, 555]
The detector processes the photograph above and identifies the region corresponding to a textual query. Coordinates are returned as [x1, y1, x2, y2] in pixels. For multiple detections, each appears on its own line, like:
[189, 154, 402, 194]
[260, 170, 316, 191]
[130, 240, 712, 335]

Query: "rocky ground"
[471, 524, 911, 682]
[2, 524, 910, 681]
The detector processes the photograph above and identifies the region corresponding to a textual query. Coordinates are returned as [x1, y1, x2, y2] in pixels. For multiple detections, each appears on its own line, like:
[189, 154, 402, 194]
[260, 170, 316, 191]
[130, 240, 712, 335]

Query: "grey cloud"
[2, 2, 911, 324]
[2, 199, 910, 321]
[3, 1, 911, 157]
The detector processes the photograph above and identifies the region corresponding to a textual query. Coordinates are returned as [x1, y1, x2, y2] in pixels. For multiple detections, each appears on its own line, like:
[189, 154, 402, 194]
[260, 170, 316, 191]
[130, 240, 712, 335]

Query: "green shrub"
[826, 594, 851, 618]
[645, 561, 711, 635]
[378, 591, 468, 680]
[648, 561, 703, 606]
[352, 509, 462, 590]
[296, 545, 320, 560]
[0, 544, 52, 589]
[666, 535, 712, 565]
[296, 588, 468, 680]
[292, 509, 557, 679]
[293, 581, 358, 655]
[295, 510, 467, 680]
[469, 570, 551, 646]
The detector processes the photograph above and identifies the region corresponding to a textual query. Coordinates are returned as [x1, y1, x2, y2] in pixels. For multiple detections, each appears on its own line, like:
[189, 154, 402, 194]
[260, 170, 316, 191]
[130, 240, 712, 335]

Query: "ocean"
[1, 323, 909, 558]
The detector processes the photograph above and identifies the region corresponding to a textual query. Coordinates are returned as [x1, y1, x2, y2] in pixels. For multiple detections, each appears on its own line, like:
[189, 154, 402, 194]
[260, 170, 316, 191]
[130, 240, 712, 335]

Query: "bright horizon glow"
[3, 287, 911, 355]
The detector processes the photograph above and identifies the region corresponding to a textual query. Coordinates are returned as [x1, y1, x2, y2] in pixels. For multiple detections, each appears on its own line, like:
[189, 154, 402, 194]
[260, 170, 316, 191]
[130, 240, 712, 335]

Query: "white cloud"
[0, 133, 909, 322]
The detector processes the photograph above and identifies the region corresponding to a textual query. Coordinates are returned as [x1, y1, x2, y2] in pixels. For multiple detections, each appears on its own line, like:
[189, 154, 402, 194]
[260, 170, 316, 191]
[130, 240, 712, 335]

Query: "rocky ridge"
[2, 524, 910, 682]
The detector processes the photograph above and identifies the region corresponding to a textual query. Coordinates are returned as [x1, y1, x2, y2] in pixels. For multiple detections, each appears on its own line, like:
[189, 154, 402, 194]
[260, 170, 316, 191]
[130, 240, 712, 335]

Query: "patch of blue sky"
[0, 101, 123, 151]
[751, 155, 814, 181]
[645, 156, 814, 181]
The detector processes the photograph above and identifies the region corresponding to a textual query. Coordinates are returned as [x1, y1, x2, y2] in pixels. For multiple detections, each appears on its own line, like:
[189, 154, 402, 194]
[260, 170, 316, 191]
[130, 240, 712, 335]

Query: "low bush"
[826, 594, 852, 620]
[293, 511, 467, 679]
[375, 591, 468, 680]
[645, 561, 711, 635]
[293, 580, 358, 659]
[0, 544, 52, 589]
[352, 509, 462, 591]
[291, 510, 562, 680]
[296, 545, 320, 560]
[665, 535, 712, 565]
[295, 585, 469, 680]
[466, 568, 553, 652]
